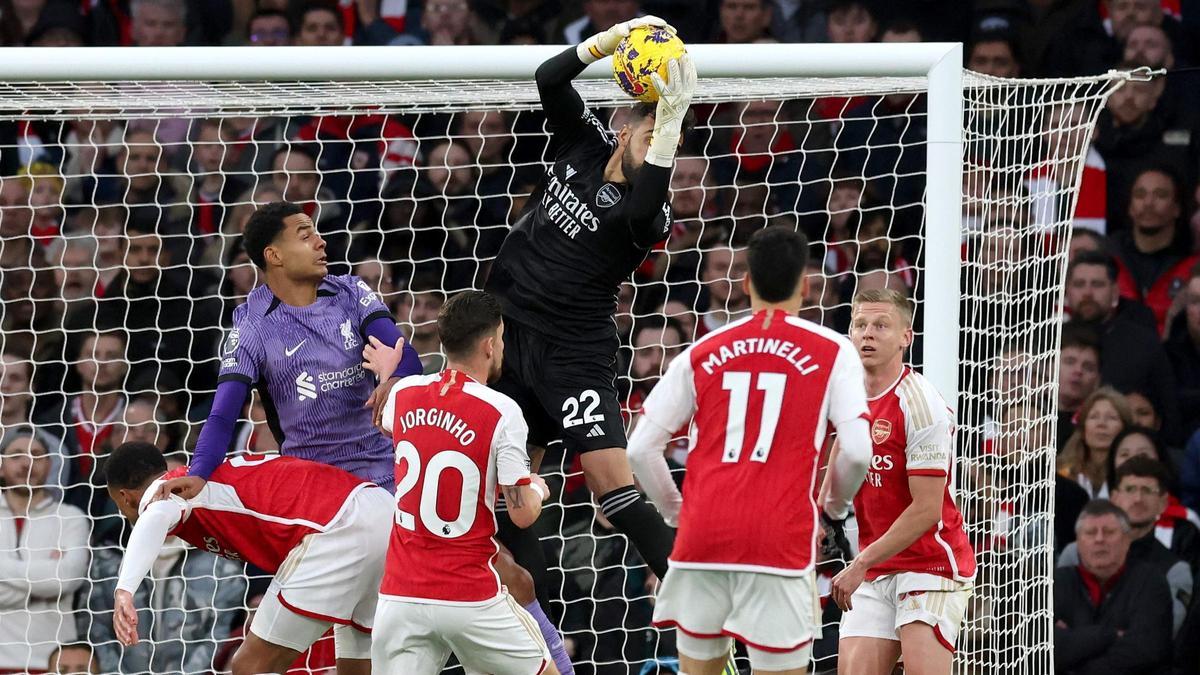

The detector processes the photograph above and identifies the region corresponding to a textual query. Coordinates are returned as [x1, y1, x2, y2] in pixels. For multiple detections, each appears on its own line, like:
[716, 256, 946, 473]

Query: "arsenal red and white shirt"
[379, 370, 532, 605]
[640, 309, 869, 575]
[138, 454, 372, 573]
[854, 367, 976, 584]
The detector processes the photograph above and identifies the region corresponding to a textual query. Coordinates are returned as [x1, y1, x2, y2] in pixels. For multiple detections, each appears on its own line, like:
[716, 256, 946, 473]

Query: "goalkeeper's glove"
[645, 54, 696, 167]
[819, 511, 853, 567]
[576, 15, 675, 65]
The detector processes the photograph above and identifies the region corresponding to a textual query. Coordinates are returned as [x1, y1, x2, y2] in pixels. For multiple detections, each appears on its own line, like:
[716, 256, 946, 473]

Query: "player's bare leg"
[579, 446, 675, 578]
[229, 631, 302, 675]
[895, 623, 952, 675]
[837, 637, 900, 675]
[679, 653, 730, 675]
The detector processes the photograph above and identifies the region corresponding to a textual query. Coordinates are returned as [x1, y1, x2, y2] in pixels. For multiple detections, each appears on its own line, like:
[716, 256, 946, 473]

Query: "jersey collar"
[264, 284, 338, 317]
[866, 365, 911, 402]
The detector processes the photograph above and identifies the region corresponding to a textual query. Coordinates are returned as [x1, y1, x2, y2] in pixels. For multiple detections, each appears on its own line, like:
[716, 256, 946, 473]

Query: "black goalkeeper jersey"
[486, 47, 674, 353]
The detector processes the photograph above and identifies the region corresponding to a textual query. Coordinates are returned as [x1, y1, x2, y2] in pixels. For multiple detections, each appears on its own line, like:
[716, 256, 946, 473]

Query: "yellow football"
[612, 26, 687, 103]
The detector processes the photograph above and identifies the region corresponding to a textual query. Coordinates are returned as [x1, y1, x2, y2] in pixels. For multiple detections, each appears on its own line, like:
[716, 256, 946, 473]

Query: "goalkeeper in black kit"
[485, 16, 695, 583]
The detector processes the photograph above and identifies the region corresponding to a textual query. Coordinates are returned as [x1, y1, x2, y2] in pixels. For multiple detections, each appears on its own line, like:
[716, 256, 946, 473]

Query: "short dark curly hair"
[243, 201, 304, 269]
[106, 441, 168, 491]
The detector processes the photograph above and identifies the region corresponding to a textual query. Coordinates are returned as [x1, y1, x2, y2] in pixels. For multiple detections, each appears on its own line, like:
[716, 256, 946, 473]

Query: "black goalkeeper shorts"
[492, 317, 626, 454]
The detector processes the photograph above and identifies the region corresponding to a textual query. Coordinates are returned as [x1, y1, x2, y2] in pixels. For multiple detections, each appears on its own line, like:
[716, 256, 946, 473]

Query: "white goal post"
[0, 41, 966, 403]
[0, 42, 1133, 674]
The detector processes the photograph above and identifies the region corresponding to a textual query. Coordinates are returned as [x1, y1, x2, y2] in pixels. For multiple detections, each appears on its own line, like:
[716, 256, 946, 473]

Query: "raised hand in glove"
[576, 15, 676, 64]
[644, 54, 697, 167]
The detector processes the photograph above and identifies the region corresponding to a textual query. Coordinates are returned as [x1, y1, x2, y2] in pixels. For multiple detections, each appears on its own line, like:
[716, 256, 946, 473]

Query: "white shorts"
[372, 592, 550, 675]
[839, 573, 973, 651]
[250, 485, 393, 658]
[652, 567, 820, 671]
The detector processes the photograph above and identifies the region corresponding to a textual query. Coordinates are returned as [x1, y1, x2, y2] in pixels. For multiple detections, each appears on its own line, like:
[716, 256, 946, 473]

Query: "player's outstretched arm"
[627, 416, 683, 526]
[113, 498, 185, 645]
[536, 16, 672, 139]
[822, 416, 871, 520]
[627, 55, 697, 247]
[502, 475, 550, 528]
[154, 379, 252, 501]
[627, 348, 695, 525]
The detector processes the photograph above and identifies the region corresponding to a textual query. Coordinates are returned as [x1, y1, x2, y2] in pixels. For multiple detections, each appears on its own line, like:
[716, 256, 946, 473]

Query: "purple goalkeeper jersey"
[218, 274, 396, 486]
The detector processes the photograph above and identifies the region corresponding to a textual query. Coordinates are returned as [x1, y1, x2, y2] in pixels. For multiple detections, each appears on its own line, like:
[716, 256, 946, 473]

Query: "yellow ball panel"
[612, 26, 687, 103]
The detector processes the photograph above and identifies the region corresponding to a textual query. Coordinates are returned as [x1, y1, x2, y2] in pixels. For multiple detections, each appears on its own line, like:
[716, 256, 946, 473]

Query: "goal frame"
[0, 41, 964, 408]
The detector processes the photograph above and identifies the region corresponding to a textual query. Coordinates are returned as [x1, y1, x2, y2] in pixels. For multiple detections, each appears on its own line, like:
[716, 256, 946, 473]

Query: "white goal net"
[0, 46, 1131, 674]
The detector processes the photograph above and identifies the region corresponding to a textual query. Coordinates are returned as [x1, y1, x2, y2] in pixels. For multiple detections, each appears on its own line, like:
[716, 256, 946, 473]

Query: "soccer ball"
[612, 26, 687, 103]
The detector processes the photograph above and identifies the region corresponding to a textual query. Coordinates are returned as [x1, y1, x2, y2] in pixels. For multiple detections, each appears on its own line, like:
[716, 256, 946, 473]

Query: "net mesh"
[0, 68, 1130, 674]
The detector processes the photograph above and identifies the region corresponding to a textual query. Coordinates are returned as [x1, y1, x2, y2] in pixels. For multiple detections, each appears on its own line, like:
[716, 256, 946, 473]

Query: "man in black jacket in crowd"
[1055, 499, 1173, 674]
[1064, 250, 1179, 441]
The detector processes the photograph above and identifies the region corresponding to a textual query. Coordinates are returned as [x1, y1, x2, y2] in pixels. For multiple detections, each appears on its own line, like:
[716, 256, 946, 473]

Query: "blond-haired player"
[830, 288, 976, 675]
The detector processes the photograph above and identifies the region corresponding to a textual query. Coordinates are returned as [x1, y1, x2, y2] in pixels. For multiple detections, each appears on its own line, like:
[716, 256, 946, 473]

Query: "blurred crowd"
[0, 0, 1199, 673]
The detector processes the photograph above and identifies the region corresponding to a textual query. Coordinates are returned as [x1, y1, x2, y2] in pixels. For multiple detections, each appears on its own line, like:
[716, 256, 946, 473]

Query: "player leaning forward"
[484, 14, 696, 586]
[105, 443, 392, 675]
[373, 291, 558, 675]
[628, 226, 874, 675]
[830, 288, 976, 675]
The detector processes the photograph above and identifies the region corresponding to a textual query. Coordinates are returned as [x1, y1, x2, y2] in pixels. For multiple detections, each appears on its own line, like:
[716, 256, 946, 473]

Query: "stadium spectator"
[0, 174, 33, 263]
[294, 0, 344, 46]
[24, 4, 88, 47]
[1124, 23, 1174, 66]
[847, 207, 914, 289]
[711, 100, 804, 221]
[1057, 322, 1103, 448]
[130, 0, 186, 46]
[0, 352, 34, 429]
[59, 119, 123, 206]
[713, 0, 772, 43]
[37, 330, 127, 515]
[46, 642, 99, 674]
[246, 9, 290, 45]
[1061, 457, 1194, 633]
[187, 119, 245, 246]
[825, 0, 876, 43]
[1, 0, 51, 43]
[420, 0, 482, 45]
[1064, 250, 1178, 433]
[1167, 264, 1200, 437]
[1109, 437, 1200, 567]
[696, 244, 749, 335]
[1058, 386, 1133, 497]
[78, 217, 222, 398]
[45, 236, 98, 313]
[352, 259, 401, 314]
[111, 396, 174, 453]
[622, 316, 686, 415]
[1027, 103, 1108, 234]
[798, 261, 844, 330]
[1113, 166, 1198, 334]
[1054, 499, 1173, 674]
[270, 145, 325, 217]
[1096, 73, 1194, 228]
[561, 0, 640, 43]
[968, 31, 1022, 77]
[115, 129, 189, 235]
[217, 241, 258, 323]
[19, 162, 64, 246]
[397, 282, 446, 373]
[81, 453, 246, 674]
[459, 109, 516, 247]
[0, 426, 90, 673]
